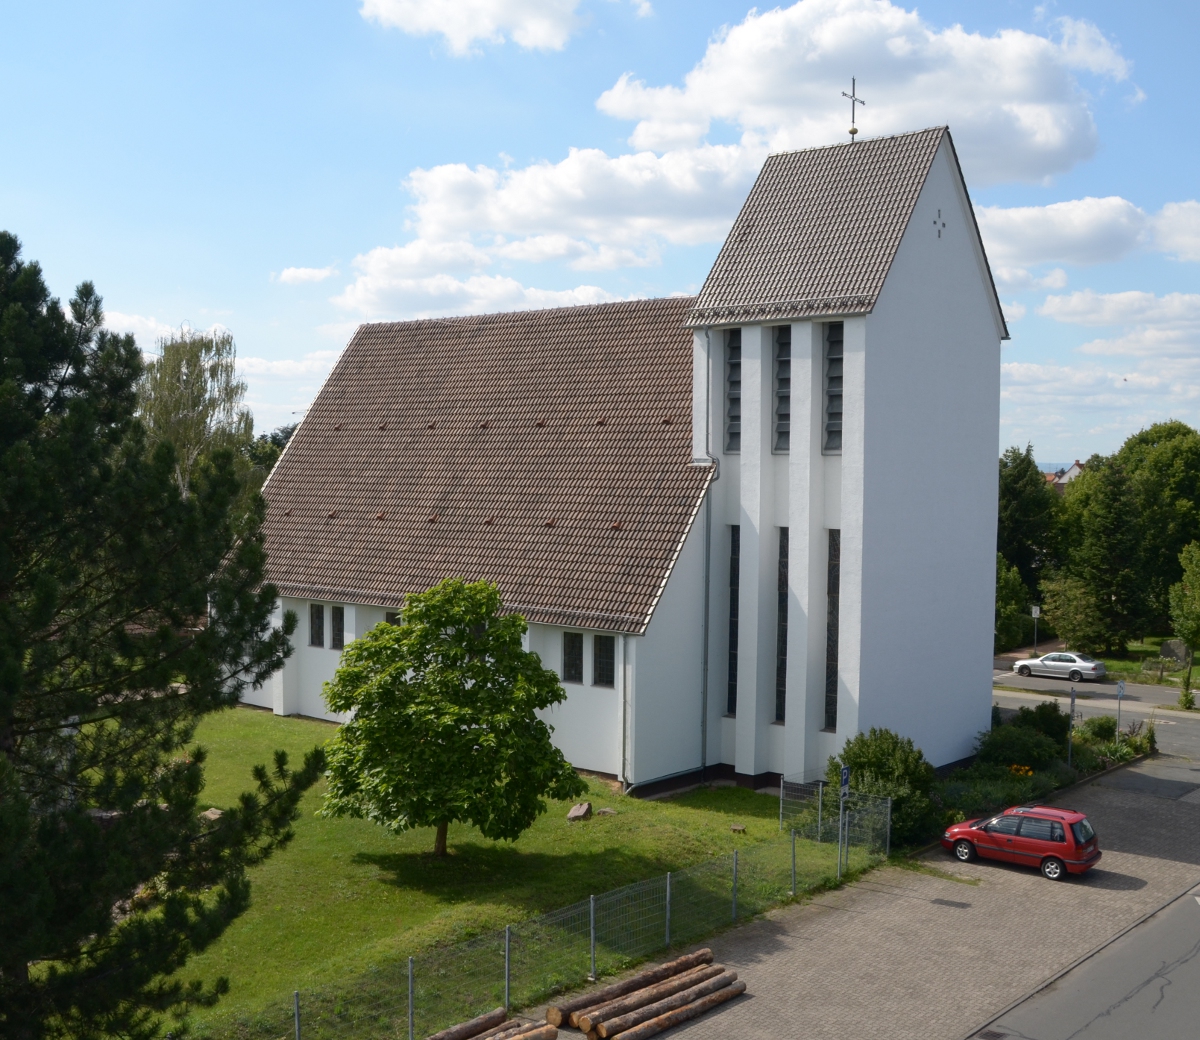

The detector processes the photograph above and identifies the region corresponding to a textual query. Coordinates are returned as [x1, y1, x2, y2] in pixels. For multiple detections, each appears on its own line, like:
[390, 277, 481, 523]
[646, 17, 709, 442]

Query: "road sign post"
[1117, 680, 1125, 741]
[837, 767, 850, 878]
[1031, 605, 1040, 654]
[1068, 687, 1076, 768]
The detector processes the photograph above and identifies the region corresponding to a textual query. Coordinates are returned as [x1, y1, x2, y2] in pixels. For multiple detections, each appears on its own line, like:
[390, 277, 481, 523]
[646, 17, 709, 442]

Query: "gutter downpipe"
[700, 327, 721, 783]
[620, 633, 630, 791]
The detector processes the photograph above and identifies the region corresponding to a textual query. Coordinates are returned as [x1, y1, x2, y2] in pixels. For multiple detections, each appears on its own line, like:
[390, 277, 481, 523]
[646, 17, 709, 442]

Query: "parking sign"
[840, 765, 850, 799]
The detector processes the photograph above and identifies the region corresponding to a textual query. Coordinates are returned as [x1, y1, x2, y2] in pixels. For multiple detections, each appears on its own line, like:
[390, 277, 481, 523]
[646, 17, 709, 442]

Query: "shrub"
[991, 704, 1002, 729]
[1078, 715, 1117, 742]
[937, 761, 1059, 819]
[975, 725, 1062, 770]
[1012, 700, 1070, 747]
[1180, 689, 1196, 710]
[1093, 740, 1137, 765]
[827, 728, 939, 846]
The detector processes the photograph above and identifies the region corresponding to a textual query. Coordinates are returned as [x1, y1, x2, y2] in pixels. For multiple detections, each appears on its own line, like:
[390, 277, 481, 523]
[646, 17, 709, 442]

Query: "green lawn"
[1094, 637, 1192, 685]
[185, 707, 826, 1029]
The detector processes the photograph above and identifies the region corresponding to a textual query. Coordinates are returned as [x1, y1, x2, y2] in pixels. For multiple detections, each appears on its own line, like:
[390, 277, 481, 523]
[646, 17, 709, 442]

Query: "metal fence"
[202, 797, 890, 1040]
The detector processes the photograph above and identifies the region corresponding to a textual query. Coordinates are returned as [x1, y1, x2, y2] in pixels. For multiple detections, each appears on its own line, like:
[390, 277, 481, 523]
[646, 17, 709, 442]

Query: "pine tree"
[997, 444, 1060, 595]
[0, 233, 324, 1040]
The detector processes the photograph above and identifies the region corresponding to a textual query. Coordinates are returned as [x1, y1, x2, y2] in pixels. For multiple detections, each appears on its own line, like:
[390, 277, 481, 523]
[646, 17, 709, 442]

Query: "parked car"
[1012, 651, 1106, 682]
[942, 805, 1101, 880]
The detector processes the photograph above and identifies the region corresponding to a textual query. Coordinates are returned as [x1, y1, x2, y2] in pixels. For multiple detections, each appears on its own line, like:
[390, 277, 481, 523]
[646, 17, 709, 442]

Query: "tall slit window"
[563, 632, 584, 683]
[824, 322, 844, 453]
[331, 606, 345, 650]
[824, 530, 841, 731]
[775, 527, 789, 722]
[773, 326, 791, 452]
[724, 329, 742, 453]
[727, 525, 740, 715]
[593, 634, 615, 687]
[309, 603, 324, 647]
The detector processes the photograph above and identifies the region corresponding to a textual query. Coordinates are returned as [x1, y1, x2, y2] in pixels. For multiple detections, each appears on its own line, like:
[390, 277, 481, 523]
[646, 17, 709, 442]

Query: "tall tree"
[321, 578, 587, 856]
[138, 329, 252, 497]
[994, 554, 1029, 653]
[1169, 541, 1200, 695]
[997, 444, 1060, 595]
[0, 233, 323, 1040]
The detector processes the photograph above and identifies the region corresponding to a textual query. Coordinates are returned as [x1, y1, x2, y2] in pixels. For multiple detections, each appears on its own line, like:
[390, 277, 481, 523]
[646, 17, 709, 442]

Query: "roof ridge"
[765, 125, 947, 159]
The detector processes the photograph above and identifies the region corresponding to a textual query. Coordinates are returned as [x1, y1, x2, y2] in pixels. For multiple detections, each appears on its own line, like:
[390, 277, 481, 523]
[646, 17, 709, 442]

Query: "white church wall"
[856, 139, 1000, 767]
[629, 515, 707, 784]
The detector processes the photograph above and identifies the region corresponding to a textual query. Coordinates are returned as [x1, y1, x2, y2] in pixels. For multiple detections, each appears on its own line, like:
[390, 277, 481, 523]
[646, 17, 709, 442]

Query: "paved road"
[987, 882, 1200, 1039]
[993, 669, 1182, 710]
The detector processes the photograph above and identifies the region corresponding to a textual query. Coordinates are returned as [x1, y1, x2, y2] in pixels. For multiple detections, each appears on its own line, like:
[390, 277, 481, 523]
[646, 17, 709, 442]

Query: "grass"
[1092, 636, 1193, 686]
[185, 706, 838, 1031]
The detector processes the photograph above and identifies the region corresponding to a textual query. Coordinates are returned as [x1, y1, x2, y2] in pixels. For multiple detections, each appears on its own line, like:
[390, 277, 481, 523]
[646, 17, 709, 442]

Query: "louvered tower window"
[773, 326, 791, 452]
[824, 322, 844, 453]
[726, 525, 740, 715]
[724, 329, 742, 453]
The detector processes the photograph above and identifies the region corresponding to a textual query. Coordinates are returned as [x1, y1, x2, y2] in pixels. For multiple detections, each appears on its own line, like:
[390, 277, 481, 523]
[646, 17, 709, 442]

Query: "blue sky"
[4, 0, 1197, 462]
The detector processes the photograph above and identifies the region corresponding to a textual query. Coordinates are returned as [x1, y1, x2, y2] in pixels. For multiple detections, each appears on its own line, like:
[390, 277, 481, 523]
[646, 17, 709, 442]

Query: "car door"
[1030, 654, 1055, 677]
[975, 815, 1020, 862]
[1012, 815, 1064, 868]
[1043, 654, 1070, 678]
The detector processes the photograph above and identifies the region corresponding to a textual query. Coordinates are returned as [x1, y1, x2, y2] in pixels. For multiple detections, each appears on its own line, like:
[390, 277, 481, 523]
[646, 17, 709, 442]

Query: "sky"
[3, 0, 1198, 463]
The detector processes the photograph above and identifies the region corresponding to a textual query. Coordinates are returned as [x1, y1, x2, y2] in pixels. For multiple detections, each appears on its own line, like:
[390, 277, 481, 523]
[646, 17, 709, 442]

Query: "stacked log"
[426, 1007, 557, 1040]
[545, 949, 745, 1040]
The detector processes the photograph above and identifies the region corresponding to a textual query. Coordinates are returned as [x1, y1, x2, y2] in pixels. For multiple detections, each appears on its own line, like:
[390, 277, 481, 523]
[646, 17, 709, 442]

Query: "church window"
[309, 603, 324, 647]
[824, 529, 841, 731]
[773, 326, 791, 452]
[727, 525, 740, 715]
[563, 632, 584, 683]
[775, 528, 789, 722]
[823, 322, 844, 453]
[724, 329, 741, 453]
[331, 605, 345, 650]
[593, 634, 615, 686]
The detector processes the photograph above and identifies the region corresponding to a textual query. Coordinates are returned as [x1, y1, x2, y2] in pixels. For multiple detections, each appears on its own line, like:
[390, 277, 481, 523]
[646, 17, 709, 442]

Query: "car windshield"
[1075, 654, 1096, 662]
[1071, 818, 1095, 843]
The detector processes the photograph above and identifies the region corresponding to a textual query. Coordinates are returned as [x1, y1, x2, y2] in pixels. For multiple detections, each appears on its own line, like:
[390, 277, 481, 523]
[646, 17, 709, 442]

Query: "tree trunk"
[434, 820, 449, 856]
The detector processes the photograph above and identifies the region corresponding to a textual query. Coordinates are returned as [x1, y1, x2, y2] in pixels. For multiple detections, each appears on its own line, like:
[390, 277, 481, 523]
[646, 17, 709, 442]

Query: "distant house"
[247, 126, 1006, 788]
[1045, 460, 1085, 495]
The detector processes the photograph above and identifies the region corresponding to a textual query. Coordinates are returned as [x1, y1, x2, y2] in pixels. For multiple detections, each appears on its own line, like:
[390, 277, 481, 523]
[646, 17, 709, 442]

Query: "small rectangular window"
[727, 525, 740, 716]
[724, 329, 742, 453]
[563, 632, 584, 683]
[824, 322, 844, 453]
[824, 530, 840, 731]
[309, 603, 324, 647]
[593, 634, 615, 686]
[331, 606, 345, 650]
[775, 527, 789, 722]
[773, 326, 791, 453]
[385, 611, 400, 626]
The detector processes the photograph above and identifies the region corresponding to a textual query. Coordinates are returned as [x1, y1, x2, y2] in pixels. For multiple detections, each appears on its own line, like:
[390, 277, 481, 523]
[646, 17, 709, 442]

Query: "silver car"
[1012, 652, 1106, 682]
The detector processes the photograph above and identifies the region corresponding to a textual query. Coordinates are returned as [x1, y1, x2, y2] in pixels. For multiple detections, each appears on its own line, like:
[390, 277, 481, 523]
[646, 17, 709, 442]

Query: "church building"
[247, 126, 1006, 791]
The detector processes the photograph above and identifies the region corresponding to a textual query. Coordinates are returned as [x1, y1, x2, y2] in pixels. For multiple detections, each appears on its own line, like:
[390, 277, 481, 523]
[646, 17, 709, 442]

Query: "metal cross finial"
[841, 77, 865, 142]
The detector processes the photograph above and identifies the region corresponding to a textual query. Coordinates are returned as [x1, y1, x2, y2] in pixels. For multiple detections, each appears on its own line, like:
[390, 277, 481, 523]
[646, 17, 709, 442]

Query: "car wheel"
[1017, 665, 1031, 677]
[953, 840, 977, 863]
[1069, 670, 1083, 682]
[1041, 857, 1066, 880]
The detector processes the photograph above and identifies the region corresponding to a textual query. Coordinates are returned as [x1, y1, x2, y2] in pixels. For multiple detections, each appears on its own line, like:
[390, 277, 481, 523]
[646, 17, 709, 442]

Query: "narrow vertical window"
[563, 632, 584, 683]
[331, 606, 345, 650]
[593, 634, 615, 686]
[775, 527, 789, 723]
[724, 329, 742, 453]
[824, 529, 841, 731]
[773, 326, 791, 453]
[824, 322, 844, 453]
[309, 603, 324, 647]
[727, 525, 740, 715]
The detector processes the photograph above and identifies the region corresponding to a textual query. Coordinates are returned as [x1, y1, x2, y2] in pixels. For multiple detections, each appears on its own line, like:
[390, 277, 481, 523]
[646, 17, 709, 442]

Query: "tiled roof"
[688, 126, 983, 327]
[261, 297, 712, 634]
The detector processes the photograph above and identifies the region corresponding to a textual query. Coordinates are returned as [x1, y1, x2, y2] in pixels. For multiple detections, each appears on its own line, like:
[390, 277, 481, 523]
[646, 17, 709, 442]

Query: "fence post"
[504, 924, 511, 1011]
[778, 776, 784, 830]
[836, 796, 844, 880]
[790, 828, 796, 896]
[589, 894, 596, 981]
[885, 797, 892, 858]
[294, 991, 300, 1040]
[407, 957, 414, 1040]
[732, 850, 738, 921]
[665, 873, 672, 948]
[817, 782, 823, 843]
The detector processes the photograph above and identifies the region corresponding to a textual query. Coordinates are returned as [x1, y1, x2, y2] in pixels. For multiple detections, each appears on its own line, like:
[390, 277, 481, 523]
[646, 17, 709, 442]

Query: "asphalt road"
[993, 668, 1182, 709]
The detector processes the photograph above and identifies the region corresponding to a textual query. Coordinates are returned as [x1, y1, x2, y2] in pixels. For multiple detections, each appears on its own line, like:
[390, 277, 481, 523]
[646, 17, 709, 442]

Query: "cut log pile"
[426, 1007, 557, 1040]
[545, 950, 746, 1040]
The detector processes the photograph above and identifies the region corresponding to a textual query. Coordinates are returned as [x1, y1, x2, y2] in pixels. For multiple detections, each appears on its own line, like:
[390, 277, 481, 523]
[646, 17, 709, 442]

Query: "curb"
[959, 874, 1200, 1040]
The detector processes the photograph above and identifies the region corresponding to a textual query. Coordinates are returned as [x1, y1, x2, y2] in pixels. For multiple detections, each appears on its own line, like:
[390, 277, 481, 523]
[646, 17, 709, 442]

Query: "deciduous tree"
[997, 444, 1060, 594]
[1169, 541, 1200, 696]
[321, 578, 586, 855]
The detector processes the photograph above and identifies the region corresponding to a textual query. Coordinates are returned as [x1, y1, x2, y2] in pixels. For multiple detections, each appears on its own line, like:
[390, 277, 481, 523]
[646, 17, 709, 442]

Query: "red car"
[941, 804, 1100, 880]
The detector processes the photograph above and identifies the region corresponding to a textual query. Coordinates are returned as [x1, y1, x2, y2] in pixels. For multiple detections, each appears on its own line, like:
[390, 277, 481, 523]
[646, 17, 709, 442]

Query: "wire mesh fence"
[200, 794, 889, 1040]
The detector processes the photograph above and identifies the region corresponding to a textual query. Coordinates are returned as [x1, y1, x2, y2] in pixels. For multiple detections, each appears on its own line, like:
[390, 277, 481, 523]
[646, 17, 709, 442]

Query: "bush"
[1079, 715, 1117, 741]
[937, 761, 1060, 819]
[827, 728, 939, 846]
[1012, 700, 1070, 747]
[975, 725, 1062, 770]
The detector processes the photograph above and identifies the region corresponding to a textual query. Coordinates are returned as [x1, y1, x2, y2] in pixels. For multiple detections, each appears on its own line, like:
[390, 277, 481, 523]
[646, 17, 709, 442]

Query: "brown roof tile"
[262, 297, 712, 633]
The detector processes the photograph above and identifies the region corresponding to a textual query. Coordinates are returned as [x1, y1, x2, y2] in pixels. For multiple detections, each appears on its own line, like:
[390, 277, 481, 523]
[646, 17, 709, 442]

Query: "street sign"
[1070, 687, 1076, 717]
[840, 765, 850, 799]
[1031, 605, 1040, 618]
[1117, 680, 1125, 699]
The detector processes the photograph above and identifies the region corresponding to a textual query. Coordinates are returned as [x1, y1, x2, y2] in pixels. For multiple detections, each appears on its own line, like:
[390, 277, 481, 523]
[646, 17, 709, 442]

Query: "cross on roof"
[841, 78, 865, 142]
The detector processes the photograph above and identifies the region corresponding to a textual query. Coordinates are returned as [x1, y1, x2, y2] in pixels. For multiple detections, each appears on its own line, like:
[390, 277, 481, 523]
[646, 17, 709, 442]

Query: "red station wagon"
[941, 805, 1101, 880]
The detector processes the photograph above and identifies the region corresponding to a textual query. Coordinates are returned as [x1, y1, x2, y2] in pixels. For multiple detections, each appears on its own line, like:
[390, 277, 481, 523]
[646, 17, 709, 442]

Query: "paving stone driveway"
[669, 756, 1200, 1040]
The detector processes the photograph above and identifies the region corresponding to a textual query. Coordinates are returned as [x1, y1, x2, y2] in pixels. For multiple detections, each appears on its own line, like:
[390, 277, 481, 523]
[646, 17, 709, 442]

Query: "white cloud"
[360, 0, 580, 54]
[993, 266, 1068, 292]
[978, 196, 1146, 270]
[238, 350, 343, 377]
[595, 0, 1128, 184]
[277, 266, 338, 284]
[1003, 301, 1027, 321]
[629, 0, 652, 17]
[1151, 201, 1200, 262]
[1039, 289, 1200, 332]
[104, 310, 178, 346]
